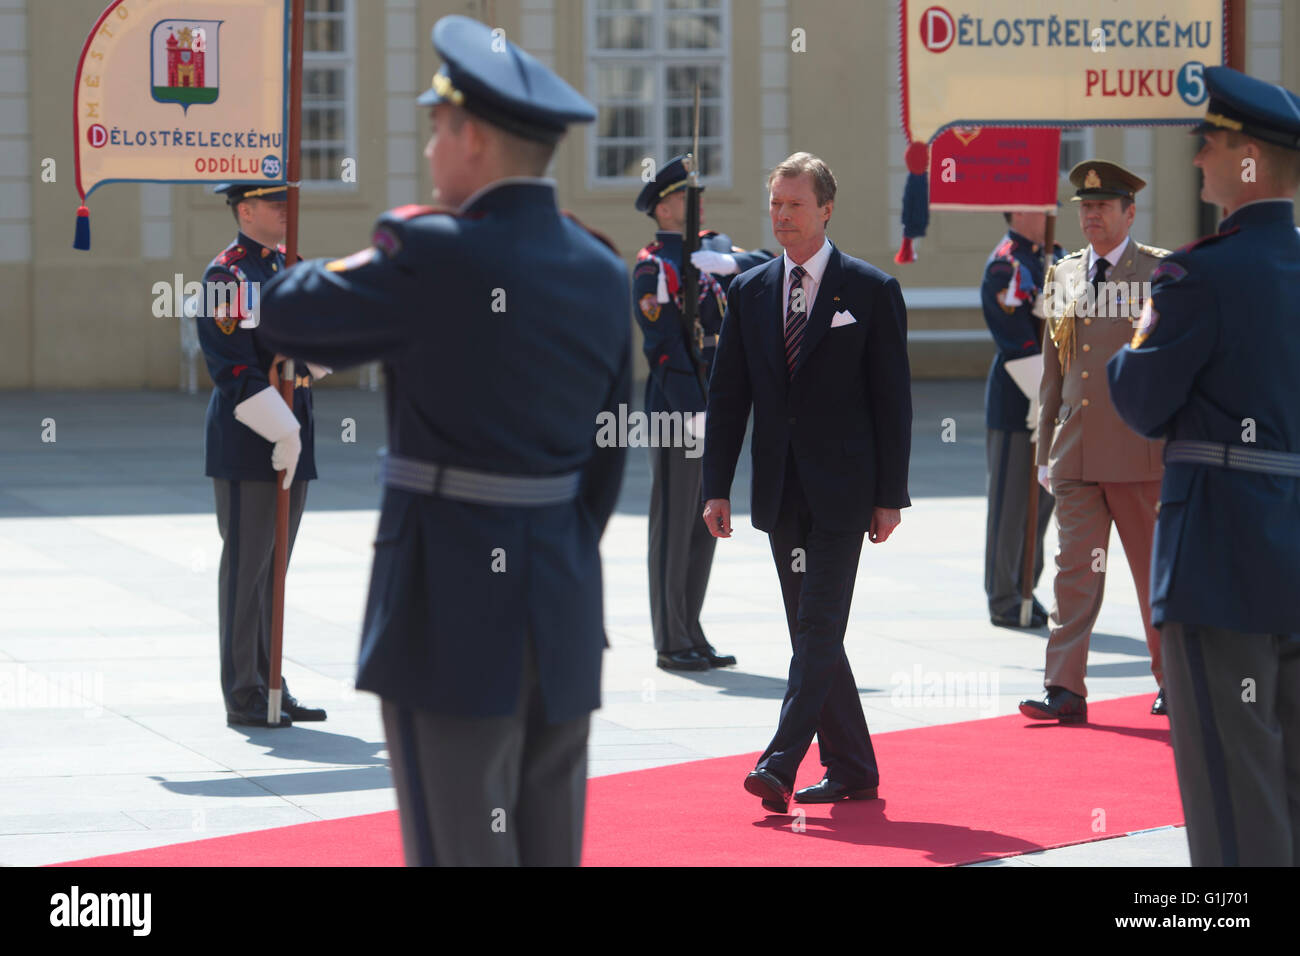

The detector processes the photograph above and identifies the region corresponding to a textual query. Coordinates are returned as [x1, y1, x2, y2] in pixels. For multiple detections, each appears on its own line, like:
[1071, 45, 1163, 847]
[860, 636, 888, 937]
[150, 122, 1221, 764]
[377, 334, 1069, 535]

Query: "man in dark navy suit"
[702, 152, 912, 813]
[257, 16, 629, 866]
[198, 182, 327, 729]
[1108, 67, 1300, 866]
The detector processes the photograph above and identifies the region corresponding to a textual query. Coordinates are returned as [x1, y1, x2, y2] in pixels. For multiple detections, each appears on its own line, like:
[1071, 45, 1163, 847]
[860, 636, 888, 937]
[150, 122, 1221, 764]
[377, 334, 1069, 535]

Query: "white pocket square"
[830, 310, 857, 327]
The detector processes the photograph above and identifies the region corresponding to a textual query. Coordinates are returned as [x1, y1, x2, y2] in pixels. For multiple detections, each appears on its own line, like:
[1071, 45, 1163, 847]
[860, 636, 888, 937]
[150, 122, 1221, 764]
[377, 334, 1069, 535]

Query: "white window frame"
[585, 0, 732, 191]
[301, 0, 357, 192]
[1058, 127, 1096, 181]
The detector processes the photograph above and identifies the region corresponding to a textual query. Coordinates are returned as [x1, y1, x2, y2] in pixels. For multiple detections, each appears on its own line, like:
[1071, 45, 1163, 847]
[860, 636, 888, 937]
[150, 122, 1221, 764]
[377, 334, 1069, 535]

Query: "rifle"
[680, 82, 709, 398]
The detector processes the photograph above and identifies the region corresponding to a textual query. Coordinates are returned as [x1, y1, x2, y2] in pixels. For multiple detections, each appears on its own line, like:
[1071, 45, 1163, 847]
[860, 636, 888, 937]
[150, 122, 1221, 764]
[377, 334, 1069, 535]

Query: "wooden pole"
[1019, 209, 1056, 627]
[268, 0, 305, 726]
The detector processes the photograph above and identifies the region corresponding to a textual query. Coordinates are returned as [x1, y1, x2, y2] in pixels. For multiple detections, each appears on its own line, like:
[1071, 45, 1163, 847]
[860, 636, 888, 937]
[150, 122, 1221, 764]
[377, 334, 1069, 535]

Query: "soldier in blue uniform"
[198, 182, 327, 729]
[979, 214, 1063, 628]
[257, 16, 630, 866]
[1107, 67, 1300, 865]
[632, 156, 771, 671]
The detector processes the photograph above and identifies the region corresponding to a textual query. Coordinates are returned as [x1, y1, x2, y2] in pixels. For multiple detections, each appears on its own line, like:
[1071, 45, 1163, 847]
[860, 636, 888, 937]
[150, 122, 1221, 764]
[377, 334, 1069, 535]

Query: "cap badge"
[1084, 169, 1102, 189]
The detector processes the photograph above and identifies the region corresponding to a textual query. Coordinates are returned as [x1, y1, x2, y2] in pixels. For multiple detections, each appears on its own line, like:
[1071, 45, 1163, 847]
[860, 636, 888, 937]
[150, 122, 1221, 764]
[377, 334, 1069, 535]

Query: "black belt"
[380, 453, 581, 506]
[1165, 440, 1300, 478]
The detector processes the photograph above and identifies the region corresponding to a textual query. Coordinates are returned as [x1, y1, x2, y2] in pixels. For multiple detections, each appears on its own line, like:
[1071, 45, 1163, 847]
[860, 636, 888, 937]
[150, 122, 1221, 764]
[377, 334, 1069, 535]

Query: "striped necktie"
[784, 264, 808, 376]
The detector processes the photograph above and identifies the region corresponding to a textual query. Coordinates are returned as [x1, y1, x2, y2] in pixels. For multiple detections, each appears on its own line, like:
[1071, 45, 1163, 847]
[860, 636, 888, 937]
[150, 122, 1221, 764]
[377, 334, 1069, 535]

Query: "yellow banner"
[901, 1, 1226, 142]
[74, 0, 288, 200]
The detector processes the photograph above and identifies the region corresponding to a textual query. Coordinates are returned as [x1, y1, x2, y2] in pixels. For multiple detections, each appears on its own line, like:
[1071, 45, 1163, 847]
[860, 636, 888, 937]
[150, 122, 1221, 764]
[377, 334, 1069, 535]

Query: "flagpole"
[268, 0, 305, 726]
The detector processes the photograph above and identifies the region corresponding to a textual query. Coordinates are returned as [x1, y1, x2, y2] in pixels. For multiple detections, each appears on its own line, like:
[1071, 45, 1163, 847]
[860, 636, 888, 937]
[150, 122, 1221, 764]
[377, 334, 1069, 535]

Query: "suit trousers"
[1161, 622, 1300, 866]
[756, 455, 878, 788]
[1045, 477, 1162, 697]
[648, 443, 716, 653]
[984, 428, 1054, 617]
[213, 478, 307, 713]
[380, 638, 590, 866]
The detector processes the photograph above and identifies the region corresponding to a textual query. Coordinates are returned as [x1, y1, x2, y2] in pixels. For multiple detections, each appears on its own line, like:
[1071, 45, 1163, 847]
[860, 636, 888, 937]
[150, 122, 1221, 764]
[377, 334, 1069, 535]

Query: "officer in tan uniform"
[1019, 160, 1168, 723]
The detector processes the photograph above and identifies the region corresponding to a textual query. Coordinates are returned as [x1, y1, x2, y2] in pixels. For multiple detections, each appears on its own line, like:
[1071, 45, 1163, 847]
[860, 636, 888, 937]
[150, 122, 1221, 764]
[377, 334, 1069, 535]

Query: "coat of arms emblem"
[152, 20, 221, 111]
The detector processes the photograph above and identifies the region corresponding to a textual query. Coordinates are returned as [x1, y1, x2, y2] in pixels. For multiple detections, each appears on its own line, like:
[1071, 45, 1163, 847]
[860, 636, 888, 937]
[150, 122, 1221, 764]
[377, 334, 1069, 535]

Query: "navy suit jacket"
[256, 181, 631, 723]
[1107, 200, 1300, 634]
[702, 243, 912, 533]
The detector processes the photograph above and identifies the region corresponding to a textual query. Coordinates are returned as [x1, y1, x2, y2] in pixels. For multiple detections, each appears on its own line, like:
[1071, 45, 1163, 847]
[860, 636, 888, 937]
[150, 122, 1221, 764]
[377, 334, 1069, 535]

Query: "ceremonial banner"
[73, 0, 290, 248]
[901, 0, 1228, 143]
[928, 127, 1061, 211]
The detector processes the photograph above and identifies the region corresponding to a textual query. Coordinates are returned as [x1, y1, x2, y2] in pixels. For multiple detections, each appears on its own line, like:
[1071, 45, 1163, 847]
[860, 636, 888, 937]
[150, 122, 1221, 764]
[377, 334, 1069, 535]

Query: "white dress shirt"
[1086, 234, 1129, 281]
[783, 237, 834, 326]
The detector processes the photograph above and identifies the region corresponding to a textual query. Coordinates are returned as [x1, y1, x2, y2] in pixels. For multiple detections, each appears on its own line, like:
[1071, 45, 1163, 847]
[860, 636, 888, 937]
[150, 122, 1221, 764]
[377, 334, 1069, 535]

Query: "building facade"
[2, 0, 1297, 388]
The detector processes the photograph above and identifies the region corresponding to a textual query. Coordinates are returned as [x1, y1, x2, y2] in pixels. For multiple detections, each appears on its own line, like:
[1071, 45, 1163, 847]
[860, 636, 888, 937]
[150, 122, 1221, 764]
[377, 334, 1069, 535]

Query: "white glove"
[691, 250, 739, 276]
[684, 411, 706, 438]
[306, 362, 332, 380]
[1037, 464, 1051, 493]
[234, 386, 303, 490]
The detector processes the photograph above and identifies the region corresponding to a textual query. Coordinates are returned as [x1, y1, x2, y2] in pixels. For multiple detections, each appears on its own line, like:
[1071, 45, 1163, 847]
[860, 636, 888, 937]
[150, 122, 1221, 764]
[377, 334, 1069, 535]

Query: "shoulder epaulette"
[216, 244, 247, 268]
[1175, 227, 1240, 254]
[562, 210, 621, 257]
[993, 238, 1015, 259]
[1061, 247, 1087, 261]
[1136, 242, 1171, 258]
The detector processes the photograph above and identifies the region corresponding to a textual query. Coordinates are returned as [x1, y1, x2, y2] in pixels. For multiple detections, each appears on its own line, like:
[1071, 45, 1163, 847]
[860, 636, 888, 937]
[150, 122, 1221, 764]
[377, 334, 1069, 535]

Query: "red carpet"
[55, 695, 1181, 867]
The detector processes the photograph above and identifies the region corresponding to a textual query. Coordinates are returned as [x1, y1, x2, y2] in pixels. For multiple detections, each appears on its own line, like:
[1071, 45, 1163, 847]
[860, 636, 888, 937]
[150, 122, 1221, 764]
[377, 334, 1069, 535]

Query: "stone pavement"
[0, 383, 1187, 866]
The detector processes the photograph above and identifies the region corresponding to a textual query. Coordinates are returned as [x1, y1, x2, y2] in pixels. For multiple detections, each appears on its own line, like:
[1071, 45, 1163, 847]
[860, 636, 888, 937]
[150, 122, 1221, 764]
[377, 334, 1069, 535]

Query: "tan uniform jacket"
[1037, 240, 1169, 482]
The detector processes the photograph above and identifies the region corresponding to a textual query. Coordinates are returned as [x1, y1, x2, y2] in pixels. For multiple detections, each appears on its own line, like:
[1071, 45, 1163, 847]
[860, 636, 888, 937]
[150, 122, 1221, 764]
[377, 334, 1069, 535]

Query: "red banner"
[927, 127, 1061, 211]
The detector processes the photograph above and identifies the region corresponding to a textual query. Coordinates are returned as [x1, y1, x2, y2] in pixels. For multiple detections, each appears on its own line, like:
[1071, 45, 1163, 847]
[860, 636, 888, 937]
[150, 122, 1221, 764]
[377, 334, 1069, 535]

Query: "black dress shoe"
[227, 709, 293, 728]
[1151, 688, 1167, 716]
[794, 778, 879, 803]
[657, 649, 709, 671]
[744, 769, 792, 813]
[700, 644, 737, 668]
[991, 607, 1048, 629]
[1018, 686, 1087, 723]
[282, 693, 327, 721]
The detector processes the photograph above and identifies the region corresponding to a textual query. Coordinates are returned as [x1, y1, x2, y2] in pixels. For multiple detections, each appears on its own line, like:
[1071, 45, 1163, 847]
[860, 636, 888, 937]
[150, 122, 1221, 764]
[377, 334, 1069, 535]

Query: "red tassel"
[894, 236, 916, 264]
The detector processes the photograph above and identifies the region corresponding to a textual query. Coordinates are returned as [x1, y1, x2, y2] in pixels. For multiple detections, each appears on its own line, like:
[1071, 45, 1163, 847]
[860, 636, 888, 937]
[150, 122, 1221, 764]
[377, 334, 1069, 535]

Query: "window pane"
[667, 103, 720, 138]
[306, 0, 344, 13]
[666, 64, 721, 98]
[595, 64, 652, 100]
[598, 144, 652, 179]
[304, 107, 344, 141]
[303, 67, 344, 100]
[666, 141, 721, 177]
[665, 14, 722, 50]
[305, 17, 345, 53]
[596, 0, 652, 11]
[596, 14, 651, 50]
[665, 0, 719, 9]
[598, 105, 650, 139]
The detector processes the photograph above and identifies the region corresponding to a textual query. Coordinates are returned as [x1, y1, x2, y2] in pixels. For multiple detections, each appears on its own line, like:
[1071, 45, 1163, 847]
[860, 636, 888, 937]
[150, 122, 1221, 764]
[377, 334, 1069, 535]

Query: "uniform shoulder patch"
[633, 259, 660, 280]
[638, 293, 661, 322]
[562, 210, 621, 257]
[1151, 259, 1188, 284]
